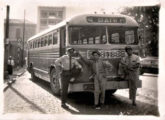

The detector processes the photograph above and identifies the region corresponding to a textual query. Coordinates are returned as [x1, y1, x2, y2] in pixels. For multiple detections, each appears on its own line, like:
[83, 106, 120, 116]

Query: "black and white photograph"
[0, 0, 164, 120]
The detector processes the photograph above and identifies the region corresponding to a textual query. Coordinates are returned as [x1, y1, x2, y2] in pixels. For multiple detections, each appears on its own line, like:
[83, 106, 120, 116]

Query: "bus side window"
[35, 40, 37, 48]
[48, 34, 52, 45]
[34, 40, 36, 48]
[45, 36, 48, 46]
[41, 37, 44, 47]
[30, 42, 32, 49]
[32, 41, 35, 49]
[53, 32, 58, 44]
[38, 39, 41, 48]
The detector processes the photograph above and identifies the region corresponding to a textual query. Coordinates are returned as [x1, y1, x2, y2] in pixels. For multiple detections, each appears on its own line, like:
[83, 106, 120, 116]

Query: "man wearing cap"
[55, 48, 82, 109]
[118, 46, 140, 106]
[78, 50, 112, 109]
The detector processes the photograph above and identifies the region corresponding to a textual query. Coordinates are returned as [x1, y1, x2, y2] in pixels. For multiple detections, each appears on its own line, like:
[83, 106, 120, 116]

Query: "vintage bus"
[27, 13, 142, 95]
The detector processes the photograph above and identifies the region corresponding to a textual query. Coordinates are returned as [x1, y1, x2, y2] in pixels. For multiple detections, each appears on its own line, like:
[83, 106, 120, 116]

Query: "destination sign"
[87, 16, 126, 23]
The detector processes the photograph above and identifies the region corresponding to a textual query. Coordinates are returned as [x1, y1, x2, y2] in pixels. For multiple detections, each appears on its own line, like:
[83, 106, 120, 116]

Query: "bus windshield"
[69, 26, 107, 45]
[69, 26, 138, 45]
[108, 27, 138, 45]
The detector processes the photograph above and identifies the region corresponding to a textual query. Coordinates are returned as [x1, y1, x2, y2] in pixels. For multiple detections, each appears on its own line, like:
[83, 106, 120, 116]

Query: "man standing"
[119, 46, 140, 106]
[55, 48, 82, 109]
[78, 50, 112, 109]
[7, 56, 15, 83]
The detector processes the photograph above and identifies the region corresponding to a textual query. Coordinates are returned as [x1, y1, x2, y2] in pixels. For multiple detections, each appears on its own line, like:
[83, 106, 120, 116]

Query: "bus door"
[60, 27, 66, 56]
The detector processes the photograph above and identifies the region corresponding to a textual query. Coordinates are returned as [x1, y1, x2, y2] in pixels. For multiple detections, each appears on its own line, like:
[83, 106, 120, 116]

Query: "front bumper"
[68, 80, 142, 93]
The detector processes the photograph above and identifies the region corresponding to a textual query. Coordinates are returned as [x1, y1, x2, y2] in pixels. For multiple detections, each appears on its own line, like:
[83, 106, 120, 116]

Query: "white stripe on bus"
[30, 57, 58, 59]
[33, 67, 49, 74]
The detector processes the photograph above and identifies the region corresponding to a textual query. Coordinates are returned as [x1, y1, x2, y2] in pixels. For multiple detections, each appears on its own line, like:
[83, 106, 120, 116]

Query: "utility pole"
[4, 5, 10, 79]
[22, 10, 26, 67]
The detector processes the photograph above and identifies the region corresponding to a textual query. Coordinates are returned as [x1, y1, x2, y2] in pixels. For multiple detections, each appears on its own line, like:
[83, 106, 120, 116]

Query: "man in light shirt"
[55, 48, 82, 109]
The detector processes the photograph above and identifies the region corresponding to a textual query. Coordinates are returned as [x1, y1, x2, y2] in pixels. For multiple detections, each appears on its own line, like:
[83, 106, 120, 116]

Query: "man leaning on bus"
[55, 48, 82, 109]
[118, 46, 140, 106]
[78, 50, 112, 109]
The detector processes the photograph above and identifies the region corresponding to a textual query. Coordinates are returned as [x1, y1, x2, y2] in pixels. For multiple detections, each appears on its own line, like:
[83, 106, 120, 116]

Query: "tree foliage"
[121, 5, 160, 57]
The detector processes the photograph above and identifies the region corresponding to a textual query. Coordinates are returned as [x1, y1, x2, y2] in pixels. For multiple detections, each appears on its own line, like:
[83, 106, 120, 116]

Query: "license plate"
[87, 50, 125, 59]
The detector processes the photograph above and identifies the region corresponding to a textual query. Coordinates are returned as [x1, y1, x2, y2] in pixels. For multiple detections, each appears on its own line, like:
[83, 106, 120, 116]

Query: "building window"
[16, 28, 21, 38]
[41, 11, 48, 18]
[48, 19, 55, 25]
[58, 11, 63, 18]
[40, 19, 47, 25]
[49, 12, 56, 17]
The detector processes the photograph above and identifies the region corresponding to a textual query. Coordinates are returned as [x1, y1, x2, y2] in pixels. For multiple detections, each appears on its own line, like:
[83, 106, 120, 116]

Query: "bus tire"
[106, 89, 117, 96]
[50, 68, 61, 96]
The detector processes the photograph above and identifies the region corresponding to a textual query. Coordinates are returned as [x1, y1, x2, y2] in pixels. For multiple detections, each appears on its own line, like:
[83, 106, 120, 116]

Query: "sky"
[1, 0, 160, 24]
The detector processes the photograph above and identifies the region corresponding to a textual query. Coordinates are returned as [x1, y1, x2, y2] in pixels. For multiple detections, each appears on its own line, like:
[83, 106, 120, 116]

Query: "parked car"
[140, 56, 158, 75]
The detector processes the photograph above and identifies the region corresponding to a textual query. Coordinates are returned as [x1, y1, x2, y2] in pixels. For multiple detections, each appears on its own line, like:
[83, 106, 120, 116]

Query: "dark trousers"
[61, 70, 72, 105]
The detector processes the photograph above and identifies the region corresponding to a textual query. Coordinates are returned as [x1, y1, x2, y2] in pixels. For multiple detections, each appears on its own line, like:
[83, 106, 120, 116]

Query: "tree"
[121, 5, 160, 57]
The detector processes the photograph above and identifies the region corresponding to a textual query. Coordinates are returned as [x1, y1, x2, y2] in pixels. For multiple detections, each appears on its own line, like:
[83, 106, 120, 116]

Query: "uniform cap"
[67, 48, 75, 52]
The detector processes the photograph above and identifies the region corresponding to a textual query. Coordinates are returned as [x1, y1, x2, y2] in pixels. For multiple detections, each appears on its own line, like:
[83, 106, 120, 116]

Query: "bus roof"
[28, 13, 138, 42]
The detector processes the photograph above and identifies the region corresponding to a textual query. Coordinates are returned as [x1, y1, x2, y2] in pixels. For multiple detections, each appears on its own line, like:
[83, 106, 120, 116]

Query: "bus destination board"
[87, 16, 126, 23]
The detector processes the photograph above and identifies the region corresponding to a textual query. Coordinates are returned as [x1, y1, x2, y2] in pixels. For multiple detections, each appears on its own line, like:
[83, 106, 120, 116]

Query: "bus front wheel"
[50, 68, 61, 96]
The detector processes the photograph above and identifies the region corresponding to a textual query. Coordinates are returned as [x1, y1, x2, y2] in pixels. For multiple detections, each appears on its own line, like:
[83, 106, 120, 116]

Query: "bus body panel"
[28, 45, 60, 81]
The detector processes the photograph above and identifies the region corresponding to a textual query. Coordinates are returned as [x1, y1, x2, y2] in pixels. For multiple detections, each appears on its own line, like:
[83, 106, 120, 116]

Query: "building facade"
[37, 6, 66, 32]
[4, 19, 36, 67]
[6, 19, 36, 49]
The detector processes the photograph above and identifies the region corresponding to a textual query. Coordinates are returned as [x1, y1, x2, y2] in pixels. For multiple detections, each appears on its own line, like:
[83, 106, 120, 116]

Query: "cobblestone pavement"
[4, 71, 159, 116]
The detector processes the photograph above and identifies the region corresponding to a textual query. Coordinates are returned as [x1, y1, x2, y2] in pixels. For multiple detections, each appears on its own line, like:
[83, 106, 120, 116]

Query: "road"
[4, 71, 159, 116]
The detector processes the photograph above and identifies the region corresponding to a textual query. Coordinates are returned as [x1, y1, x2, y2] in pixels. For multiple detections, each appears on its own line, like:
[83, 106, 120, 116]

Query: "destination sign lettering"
[87, 17, 126, 23]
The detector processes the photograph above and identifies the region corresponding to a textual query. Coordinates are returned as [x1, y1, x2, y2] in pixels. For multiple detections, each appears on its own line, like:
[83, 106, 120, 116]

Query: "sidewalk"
[12, 66, 27, 77]
[3, 66, 27, 91]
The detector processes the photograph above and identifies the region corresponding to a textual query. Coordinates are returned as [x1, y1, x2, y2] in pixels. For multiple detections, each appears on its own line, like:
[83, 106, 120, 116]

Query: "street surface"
[4, 70, 159, 116]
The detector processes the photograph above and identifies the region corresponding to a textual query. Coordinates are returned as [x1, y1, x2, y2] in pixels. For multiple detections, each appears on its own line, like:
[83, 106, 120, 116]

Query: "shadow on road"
[6, 85, 47, 114]
[30, 78, 159, 116]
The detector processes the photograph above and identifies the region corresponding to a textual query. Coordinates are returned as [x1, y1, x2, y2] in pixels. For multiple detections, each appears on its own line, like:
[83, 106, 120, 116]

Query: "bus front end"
[66, 14, 142, 93]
